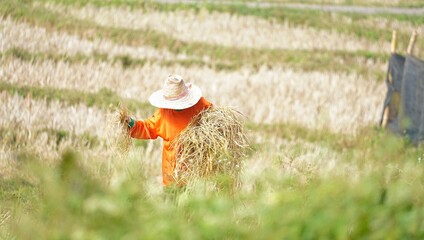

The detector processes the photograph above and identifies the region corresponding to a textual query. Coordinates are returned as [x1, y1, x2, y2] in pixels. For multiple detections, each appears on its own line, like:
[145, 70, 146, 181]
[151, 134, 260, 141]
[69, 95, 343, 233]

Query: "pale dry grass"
[0, 92, 105, 137]
[217, 66, 385, 134]
[0, 119, 106, 180]
[0, 129, 162, 185]
[43, 4, 389, 52]
[0, 17, 187, 61]
[1, 56, 386, 134]
[0, 91, 143, 153]
[357, 18, 423, 35]
[0, 57, 155, 99]
[0, 150, 18, 180]
[0, 211, 11, 226]
[0, 128, 100, 178]
[0, 92, 163, 183]
[241, 133, 362, 192]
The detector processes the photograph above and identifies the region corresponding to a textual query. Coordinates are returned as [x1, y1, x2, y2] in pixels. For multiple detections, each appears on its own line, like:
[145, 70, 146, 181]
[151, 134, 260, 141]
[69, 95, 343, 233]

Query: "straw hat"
[148, 75, 202, 110]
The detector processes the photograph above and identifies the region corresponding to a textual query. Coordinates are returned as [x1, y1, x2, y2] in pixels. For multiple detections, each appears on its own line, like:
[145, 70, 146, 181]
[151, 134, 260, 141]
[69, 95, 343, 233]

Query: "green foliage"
[3, 47, 236, 71]
[1, 133, 424, 239]
[5, 47, 106, 64]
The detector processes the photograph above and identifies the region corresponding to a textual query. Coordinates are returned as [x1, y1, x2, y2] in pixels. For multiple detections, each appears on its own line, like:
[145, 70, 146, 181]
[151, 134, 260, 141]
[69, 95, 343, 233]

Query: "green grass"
[1, 133, 424, 239]
[3, 47, 110, 65]
[2, 47, 240, 72]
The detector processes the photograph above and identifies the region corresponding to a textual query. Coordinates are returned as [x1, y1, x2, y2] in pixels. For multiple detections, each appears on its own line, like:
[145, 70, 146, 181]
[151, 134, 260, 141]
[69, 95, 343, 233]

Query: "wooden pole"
[381, 73, 393, 128]
[391, 30, 397, 54]
[381, 30, 397, 128]
[407, 31, 417, 55]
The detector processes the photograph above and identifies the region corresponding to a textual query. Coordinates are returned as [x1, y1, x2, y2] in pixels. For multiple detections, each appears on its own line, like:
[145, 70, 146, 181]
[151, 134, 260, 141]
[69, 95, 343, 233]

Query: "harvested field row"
[0, 21, 388, 77]
[0, 17, 185, 61]
[0, 92, 106, 137]
[0, 91, 163, 182]
[1, 4, 391, 75]
[44, 3, 390, 52]
[357, 17, 423, 35]
[1, 57, 385, 134]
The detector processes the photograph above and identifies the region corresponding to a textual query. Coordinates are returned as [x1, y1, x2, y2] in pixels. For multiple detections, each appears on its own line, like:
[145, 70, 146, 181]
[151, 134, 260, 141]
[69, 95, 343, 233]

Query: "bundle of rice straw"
[172, 106, 250, 188]
[106, 105, 133, 155]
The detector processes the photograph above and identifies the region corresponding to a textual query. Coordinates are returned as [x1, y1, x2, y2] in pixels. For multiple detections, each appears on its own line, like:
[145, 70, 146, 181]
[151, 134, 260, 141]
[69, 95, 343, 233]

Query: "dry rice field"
[1, 1, 415, 178]
[1, 1, 424, 238]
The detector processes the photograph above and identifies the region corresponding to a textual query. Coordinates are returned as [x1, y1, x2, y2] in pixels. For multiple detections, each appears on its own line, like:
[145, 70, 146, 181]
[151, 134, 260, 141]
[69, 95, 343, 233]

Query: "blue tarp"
[380, 54, 424, 144]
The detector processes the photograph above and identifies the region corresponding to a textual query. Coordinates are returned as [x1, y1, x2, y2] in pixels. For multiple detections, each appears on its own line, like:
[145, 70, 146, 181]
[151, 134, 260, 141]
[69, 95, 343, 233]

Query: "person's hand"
[127, 117, 135, 129]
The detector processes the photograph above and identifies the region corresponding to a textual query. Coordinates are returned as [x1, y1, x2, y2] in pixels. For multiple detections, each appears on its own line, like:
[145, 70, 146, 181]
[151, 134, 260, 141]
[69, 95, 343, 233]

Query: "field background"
[1, 0, 424, 239]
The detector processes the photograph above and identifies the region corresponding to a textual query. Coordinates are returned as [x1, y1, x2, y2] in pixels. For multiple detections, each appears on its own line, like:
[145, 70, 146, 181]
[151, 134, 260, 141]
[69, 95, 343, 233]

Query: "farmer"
[126, 74, 212, 186]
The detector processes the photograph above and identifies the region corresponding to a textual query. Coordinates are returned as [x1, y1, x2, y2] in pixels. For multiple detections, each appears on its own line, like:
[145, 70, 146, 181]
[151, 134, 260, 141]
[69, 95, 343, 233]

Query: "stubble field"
[1, 0, 424, 239]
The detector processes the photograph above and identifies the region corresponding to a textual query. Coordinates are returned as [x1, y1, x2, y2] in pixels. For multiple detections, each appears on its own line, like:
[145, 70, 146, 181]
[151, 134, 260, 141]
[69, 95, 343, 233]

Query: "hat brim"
[148, 84, 202, 110]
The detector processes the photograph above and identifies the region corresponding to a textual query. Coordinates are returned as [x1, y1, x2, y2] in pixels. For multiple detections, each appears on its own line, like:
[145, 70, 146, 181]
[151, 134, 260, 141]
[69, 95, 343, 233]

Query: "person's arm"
[128, 111, 160, 140]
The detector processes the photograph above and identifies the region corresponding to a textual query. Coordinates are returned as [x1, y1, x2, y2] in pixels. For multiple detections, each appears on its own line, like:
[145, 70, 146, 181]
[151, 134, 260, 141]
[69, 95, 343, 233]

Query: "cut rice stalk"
[106, 105, 133, 155]
[173, 106, 250, 188]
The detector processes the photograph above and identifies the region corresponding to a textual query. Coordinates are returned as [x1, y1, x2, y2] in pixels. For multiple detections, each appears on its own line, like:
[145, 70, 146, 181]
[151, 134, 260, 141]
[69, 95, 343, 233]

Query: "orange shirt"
[130, 97, 212, 185]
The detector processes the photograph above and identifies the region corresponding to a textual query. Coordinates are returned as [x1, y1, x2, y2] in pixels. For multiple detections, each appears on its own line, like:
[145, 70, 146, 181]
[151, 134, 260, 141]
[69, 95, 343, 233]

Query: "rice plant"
[106, 105, 133, 155]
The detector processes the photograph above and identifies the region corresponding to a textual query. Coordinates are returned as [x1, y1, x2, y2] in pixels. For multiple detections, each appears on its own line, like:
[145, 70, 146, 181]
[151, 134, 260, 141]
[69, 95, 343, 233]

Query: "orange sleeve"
[130, 111, 160, 140]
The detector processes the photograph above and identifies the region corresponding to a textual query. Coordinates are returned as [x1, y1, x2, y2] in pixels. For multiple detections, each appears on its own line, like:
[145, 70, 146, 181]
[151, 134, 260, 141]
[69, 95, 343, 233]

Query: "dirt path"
[281, 3, 424, 15]
[154, 0, 424, 15]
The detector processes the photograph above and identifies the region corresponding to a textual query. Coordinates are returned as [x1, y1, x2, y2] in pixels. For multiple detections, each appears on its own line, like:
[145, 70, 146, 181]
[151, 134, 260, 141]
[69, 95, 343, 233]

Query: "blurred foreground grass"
[1, 129, 424, 239]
